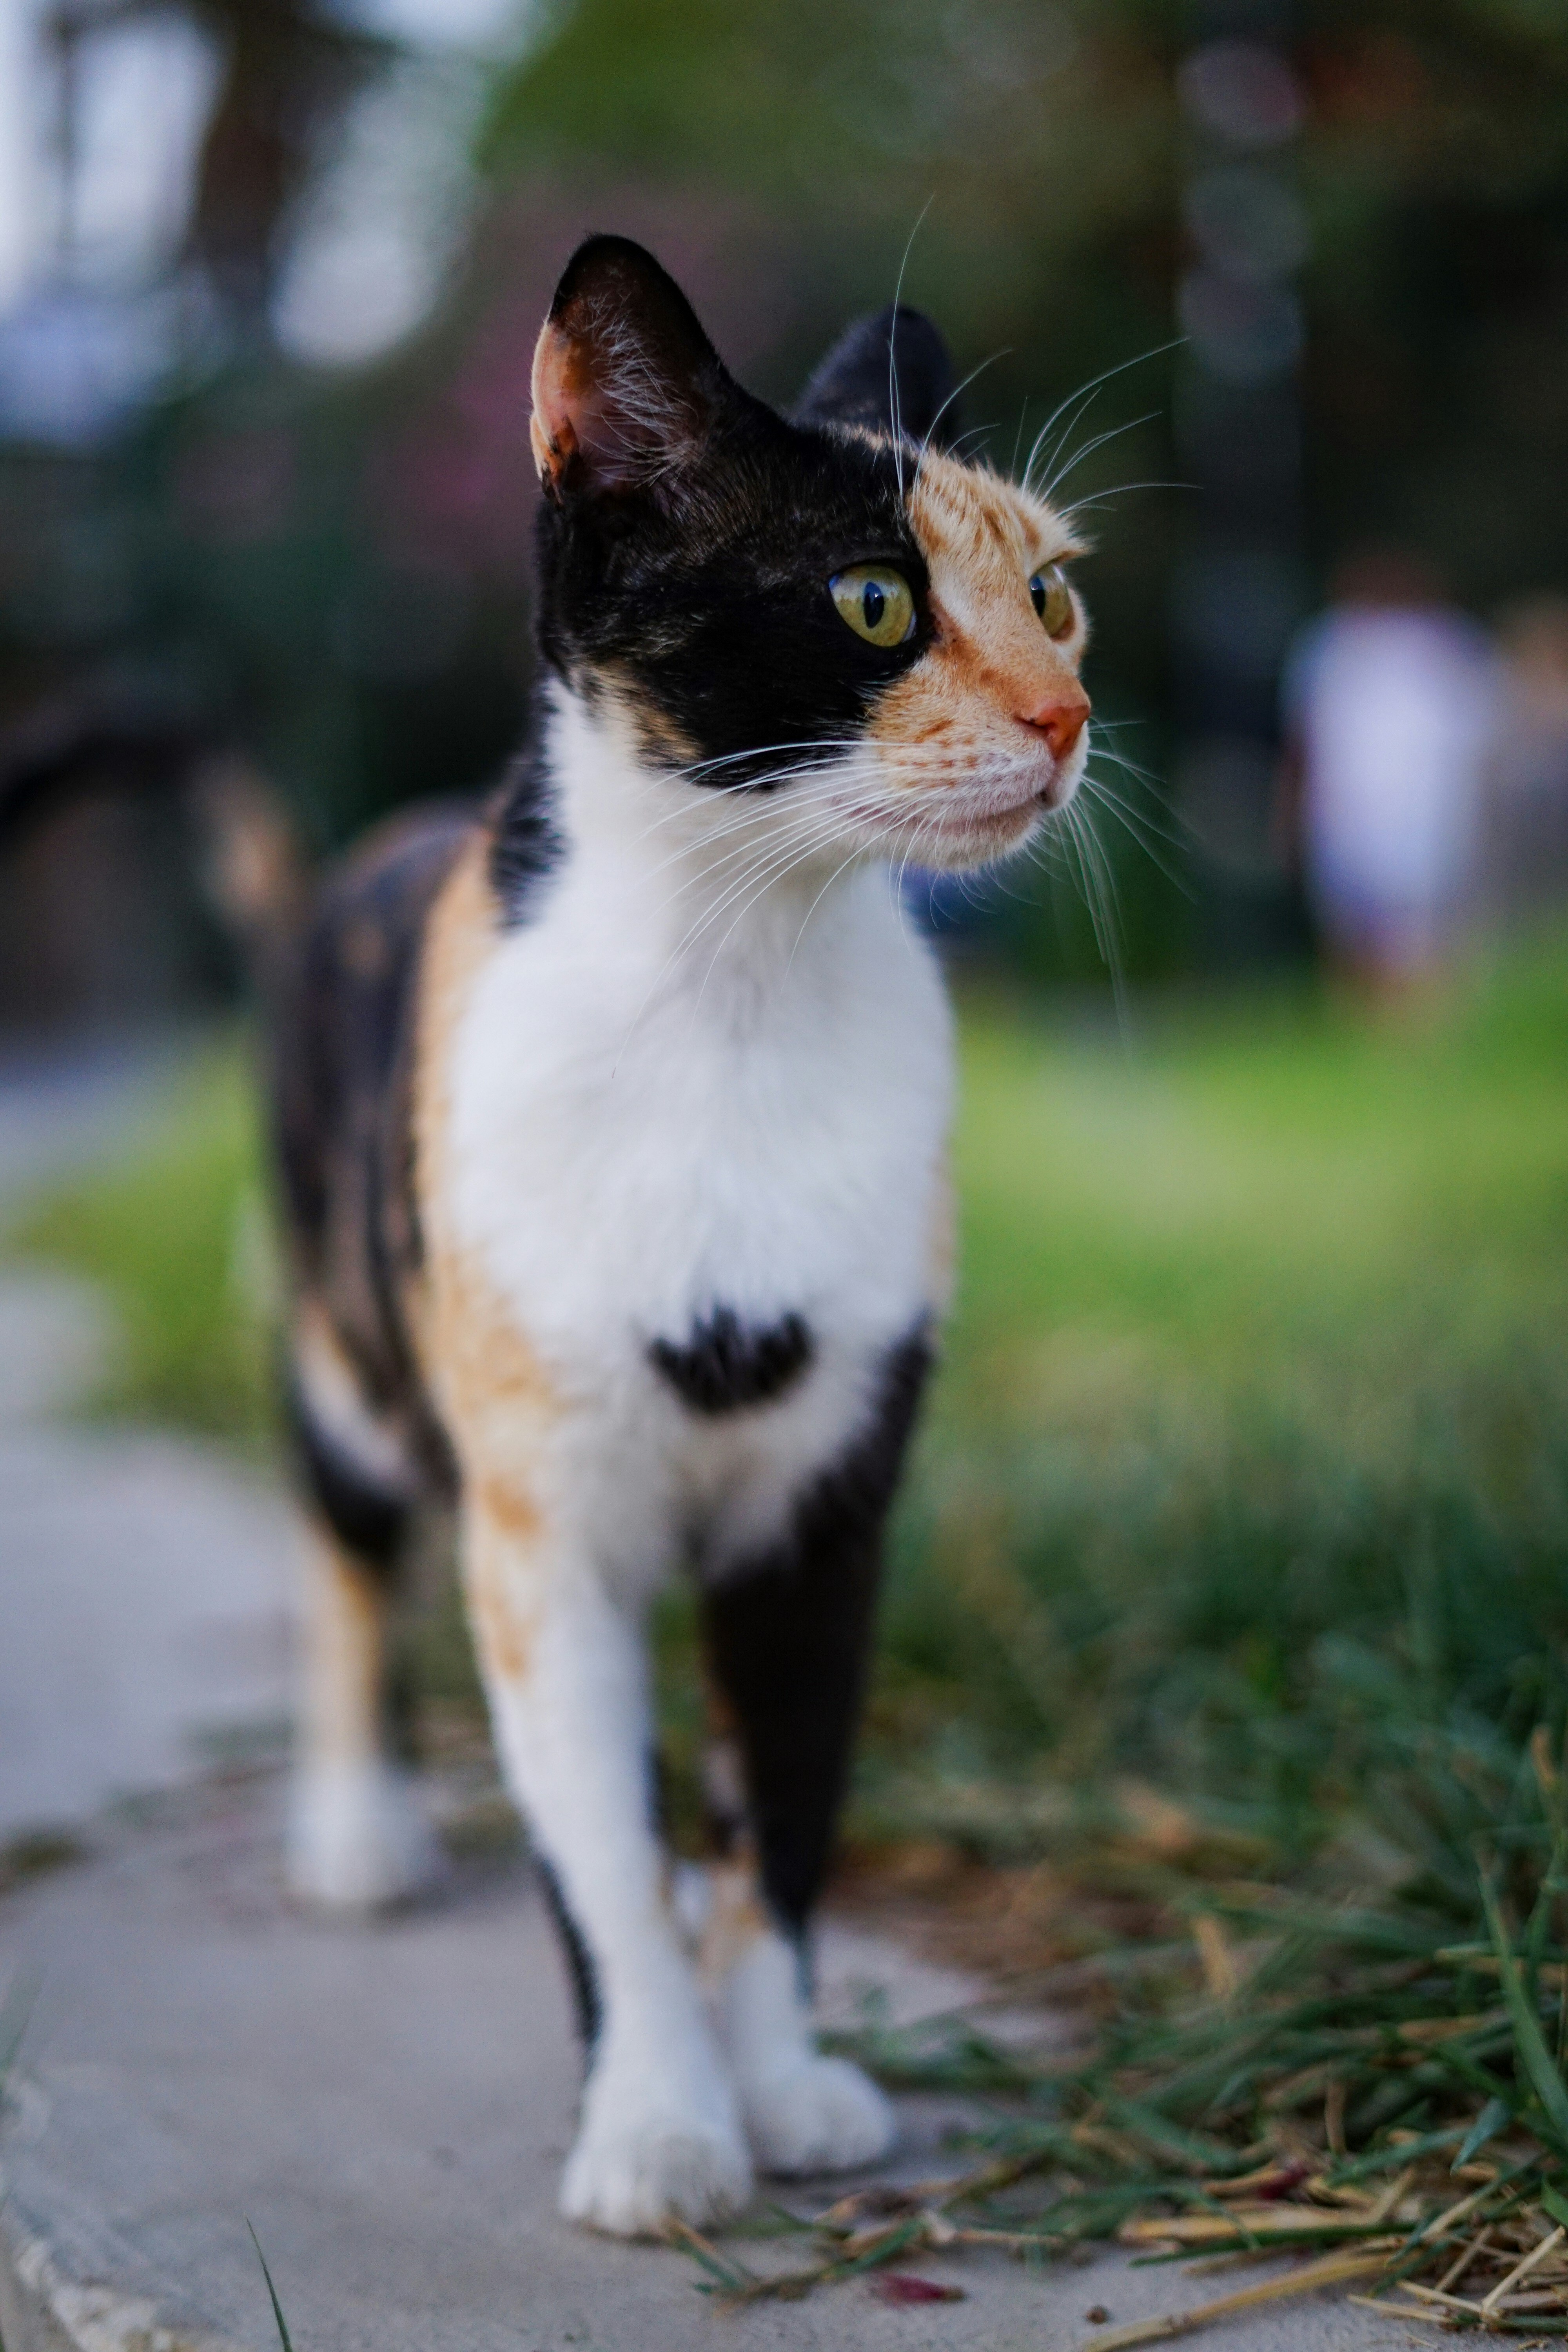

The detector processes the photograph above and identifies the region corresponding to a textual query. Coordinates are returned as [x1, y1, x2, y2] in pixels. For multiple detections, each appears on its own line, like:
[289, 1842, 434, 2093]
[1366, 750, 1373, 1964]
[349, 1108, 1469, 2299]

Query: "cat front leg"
[701, 1330, 931, 2175]
[462, 1475, 751, 2236]
[699, 1853, 895, 2176]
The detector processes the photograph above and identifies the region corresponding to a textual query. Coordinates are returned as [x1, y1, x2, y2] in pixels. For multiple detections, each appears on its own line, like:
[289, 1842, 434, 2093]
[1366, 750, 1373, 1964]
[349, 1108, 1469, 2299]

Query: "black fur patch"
[536, 1853, 604, 2057]
[488, 731, 566, 928]
[532, 242, 956, 794]
[702, 1327, 932, 1936]
[650, 1307, 814, 1415]
[286, 1382, 408, 1571]
[272, 803, 476, 1492]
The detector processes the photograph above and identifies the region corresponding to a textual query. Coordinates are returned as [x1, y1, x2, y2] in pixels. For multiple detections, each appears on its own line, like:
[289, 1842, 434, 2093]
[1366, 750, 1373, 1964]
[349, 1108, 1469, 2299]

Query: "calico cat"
[266, 234, 1090, 2237]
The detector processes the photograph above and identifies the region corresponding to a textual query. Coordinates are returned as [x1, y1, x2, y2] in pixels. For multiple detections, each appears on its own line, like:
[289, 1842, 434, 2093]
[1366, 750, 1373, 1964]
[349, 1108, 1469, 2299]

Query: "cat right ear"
[795, 305, 958, 452]
[530, 236, 730, 500]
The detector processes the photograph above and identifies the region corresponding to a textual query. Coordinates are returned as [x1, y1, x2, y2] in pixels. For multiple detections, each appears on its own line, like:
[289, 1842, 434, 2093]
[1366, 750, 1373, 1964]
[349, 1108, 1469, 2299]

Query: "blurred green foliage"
[4, 0, 1564, 986]
[8, 1044, 275, 1441]
[869, 932, 1568, 1860]
[13, 935, 1566, 1866]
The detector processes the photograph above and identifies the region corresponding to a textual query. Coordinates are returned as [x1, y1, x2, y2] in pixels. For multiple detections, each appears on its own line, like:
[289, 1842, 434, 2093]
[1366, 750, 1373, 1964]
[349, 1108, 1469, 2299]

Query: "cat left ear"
[530, 236, 731, 500]
[794, 305, 958, 451]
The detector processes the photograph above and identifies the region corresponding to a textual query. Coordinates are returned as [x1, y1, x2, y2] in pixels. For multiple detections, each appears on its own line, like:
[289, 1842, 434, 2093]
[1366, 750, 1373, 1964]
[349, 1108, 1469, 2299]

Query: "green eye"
[829, 564, 915, 648]
[1029, 564, 1075, 639]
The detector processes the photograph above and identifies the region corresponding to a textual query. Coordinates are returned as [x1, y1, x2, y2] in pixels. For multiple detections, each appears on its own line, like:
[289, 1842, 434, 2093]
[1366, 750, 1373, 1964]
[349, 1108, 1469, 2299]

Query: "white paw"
[286, 1759, 442, 1913]
[739, 2053, 896, 2177]
[560, 2102, 753, 2237]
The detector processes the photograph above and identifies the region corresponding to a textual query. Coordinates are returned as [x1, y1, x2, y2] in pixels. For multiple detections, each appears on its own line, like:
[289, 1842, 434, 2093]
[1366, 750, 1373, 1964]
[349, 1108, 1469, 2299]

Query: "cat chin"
[877, 795, 1054, 873]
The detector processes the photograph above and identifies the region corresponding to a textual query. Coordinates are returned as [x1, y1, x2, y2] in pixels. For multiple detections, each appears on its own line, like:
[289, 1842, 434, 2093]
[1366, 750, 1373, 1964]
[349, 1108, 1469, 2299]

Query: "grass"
[7, 1041, 276, 1443]
[863, 937, 1568, 1880]
[669, 1725, 1568, 2332]
[246, 2222, 298, 2352]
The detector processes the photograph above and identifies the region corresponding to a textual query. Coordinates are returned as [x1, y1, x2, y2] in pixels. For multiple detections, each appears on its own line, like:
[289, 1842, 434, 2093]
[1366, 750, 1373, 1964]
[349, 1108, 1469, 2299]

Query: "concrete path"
[0, 1775, 1411, 2352]
[0, 1405, 294, 1837]
[0, 1037, 296, 1843]
[0, 1260, 294, 1844]
[0, 1038, 1406, 2352]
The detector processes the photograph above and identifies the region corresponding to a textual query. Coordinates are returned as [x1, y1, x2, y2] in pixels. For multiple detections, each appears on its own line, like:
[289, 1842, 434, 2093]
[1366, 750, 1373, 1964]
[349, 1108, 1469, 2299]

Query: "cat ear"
[794, 305, 958, 451]
[530, 236, 731, 499]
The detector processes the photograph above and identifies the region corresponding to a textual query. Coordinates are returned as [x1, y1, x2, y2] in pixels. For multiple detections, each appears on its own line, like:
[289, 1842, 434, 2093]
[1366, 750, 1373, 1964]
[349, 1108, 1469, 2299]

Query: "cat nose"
[1017, 688, 1090, 760]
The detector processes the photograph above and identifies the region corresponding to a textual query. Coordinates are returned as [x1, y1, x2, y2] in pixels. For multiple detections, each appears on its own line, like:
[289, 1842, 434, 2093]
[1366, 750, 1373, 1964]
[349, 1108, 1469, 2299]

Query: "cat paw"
[740, 2054, 896, 2177]
[559, 2107, 753, 2237]
[286, 1759, 442, 1913]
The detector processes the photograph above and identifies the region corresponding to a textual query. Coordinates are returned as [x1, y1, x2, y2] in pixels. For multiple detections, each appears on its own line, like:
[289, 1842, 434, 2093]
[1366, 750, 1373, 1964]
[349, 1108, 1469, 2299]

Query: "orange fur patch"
[409, 828, 558, 1695]
[298, 1522, 391, 1767]
[478, 1472, 542, 1541]
[697, 1857, 771, 1985]
[467, 1506, 537, 1681]
[411, 832, 497, 1224]
[410, 833, 555, 1431]
[869, 453, 1089, 774]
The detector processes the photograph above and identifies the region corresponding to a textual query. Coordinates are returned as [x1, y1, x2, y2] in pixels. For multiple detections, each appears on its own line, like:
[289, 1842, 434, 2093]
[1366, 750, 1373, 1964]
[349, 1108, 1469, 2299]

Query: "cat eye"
[829, 565, 916, 648]
[1029, 564, 1075, 639]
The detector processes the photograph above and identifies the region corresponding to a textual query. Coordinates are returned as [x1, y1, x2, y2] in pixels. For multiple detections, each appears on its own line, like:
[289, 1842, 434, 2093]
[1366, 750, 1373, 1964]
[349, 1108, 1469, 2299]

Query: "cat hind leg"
[285, 1370, 440, 1912]
[287, 1518, 441, 1910]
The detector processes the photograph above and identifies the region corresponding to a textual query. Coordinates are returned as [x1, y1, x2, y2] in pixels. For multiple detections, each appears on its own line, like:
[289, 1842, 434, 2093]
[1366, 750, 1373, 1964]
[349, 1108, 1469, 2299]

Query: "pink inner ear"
[530, 319, 588, 486]
[530, 311, 655, 492]
[528, 301, 704, 495]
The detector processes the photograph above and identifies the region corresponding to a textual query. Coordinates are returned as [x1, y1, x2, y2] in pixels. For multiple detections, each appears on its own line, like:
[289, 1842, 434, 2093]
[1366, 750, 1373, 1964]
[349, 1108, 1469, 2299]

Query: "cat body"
[434, 684, 953, 1581]
[275, 236, 1091, 2236]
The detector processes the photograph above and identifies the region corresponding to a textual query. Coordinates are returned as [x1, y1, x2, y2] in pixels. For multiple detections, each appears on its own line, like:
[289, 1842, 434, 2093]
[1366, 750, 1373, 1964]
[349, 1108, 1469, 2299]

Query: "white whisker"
[918, 350, 1008, 465]
[1059, 478, 1198, 519]
[887, 196, 934, 496]
[1018, 337, 1184, 492]
[1038, 411, 1160, 501]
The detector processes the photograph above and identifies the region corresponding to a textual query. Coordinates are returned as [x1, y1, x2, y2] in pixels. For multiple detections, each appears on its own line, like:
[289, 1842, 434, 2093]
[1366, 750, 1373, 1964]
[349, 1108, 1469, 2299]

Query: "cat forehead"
[905, 449, 1080, 581]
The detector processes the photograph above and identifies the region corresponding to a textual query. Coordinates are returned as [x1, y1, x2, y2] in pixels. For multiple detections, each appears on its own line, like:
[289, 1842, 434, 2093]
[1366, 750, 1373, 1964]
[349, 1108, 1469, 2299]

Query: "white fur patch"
[287, 1756, 441, 1912]
[475, 1536, 750, 2233]
[289, 1528, 439, 1912]
[719, 1925, 895, 2176]
[293, 1303, 416, 1496]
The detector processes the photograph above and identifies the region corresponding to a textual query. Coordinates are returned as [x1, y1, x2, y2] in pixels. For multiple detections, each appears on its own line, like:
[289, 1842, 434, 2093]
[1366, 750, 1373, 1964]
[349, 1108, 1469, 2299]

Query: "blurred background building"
[0, 0, 1566, 1025]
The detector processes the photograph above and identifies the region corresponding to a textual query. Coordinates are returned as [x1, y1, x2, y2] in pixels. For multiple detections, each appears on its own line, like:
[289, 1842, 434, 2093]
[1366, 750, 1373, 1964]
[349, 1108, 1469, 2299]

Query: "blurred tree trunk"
[48, 0, 391, 316]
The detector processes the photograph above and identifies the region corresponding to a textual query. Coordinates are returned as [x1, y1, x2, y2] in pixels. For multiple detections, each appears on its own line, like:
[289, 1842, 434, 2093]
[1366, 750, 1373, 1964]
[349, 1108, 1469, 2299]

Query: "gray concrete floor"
[0, 1040, 1409, 2352]
[0, 1343, 294, 1838]
[0, 1778, 1412, 2352]
[0, 1247, 294, 1843]
[0, 1041, 294, 1844]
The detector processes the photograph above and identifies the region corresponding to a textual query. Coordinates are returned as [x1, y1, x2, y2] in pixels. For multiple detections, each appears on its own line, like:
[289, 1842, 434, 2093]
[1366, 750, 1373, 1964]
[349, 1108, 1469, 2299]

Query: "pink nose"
[1018, 690, 1089, 761]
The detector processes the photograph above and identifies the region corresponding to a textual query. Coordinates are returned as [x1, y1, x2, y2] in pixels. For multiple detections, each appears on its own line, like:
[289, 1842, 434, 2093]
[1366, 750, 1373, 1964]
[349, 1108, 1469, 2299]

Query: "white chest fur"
[442, 694, 953, 1575]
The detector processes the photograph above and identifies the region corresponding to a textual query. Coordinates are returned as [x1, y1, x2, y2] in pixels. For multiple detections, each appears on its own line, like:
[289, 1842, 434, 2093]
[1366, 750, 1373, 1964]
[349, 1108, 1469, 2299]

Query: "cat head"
[528, 235, 1089, 873]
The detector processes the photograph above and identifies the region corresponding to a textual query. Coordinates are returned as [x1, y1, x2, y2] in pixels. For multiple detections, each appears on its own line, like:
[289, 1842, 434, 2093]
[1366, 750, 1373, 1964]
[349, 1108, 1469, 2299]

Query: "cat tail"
[0, 685, 311, 1009]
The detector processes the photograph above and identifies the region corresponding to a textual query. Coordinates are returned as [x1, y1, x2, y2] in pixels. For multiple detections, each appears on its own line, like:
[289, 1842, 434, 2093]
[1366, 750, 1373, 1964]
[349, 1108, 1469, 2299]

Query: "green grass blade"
[245, 2221, 296, 2352]
[0, 1972, 39, 2093]
[825, 2214, 924, 2283]
[1481, 1875, 1568, 2154]
[1323, 2124, 1465, 2185]
[1452, 2094, 1513, 2170]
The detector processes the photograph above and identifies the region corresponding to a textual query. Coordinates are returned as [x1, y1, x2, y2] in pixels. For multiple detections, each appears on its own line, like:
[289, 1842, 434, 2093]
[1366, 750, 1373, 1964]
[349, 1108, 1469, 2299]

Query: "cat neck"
[541, 677, 887, 972]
